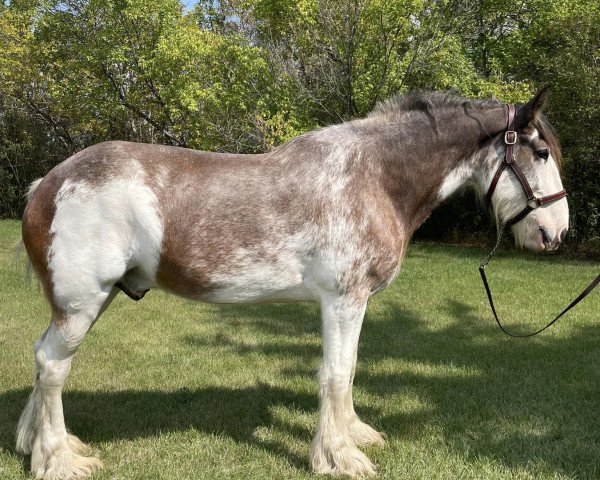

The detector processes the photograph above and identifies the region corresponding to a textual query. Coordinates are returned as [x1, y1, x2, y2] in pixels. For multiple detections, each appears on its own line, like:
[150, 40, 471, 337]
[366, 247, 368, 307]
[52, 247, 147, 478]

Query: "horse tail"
[26, 178, 44, 202]
[14, 178, 44, 283]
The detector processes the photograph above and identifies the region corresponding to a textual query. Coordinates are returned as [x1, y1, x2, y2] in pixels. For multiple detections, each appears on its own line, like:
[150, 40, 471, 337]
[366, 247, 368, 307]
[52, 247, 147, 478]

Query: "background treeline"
[1, 0, 598, 247]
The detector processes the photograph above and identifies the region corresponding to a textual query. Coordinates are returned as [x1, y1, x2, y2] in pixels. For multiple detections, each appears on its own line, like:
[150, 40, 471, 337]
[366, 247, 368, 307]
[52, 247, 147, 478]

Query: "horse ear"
[515, 86, 550, 129]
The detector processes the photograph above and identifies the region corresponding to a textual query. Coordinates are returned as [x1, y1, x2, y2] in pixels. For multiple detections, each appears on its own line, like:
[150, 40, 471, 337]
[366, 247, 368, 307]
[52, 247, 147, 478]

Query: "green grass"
[0, 219, 599, 479]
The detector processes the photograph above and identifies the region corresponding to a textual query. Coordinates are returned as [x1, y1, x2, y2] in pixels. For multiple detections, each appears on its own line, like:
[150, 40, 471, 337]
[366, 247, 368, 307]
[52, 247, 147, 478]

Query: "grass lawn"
[0, 219, 599, 479]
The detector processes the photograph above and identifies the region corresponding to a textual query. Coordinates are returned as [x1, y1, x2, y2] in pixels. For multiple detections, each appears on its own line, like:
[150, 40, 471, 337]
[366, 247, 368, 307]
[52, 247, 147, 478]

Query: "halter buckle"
[528, 197, 541, 209]
[504, 131, 517, 145]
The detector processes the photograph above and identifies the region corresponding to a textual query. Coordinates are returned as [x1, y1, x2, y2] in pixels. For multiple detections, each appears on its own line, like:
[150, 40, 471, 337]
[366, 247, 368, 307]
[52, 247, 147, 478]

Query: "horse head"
[484, 88, 569, 252]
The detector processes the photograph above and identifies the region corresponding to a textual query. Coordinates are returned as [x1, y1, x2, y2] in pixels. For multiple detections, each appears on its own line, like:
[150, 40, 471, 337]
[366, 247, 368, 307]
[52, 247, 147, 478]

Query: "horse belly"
[158, 248, 315, 304]
[155, 212, 323, 304]
[202, 266, 314, 303]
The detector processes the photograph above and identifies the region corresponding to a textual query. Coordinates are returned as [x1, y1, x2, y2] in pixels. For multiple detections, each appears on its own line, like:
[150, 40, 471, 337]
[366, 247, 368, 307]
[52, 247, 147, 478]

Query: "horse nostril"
[540, 227, 552, 245]
[560, 228, 568, 242]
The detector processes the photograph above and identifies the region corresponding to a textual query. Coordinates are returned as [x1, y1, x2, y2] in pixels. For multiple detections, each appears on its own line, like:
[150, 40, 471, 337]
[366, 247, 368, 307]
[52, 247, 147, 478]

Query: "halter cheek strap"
[485, 104, 567, 226]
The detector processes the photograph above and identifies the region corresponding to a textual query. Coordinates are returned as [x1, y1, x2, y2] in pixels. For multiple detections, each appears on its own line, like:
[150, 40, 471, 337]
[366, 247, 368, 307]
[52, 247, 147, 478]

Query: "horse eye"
[535, 149, 549, 160]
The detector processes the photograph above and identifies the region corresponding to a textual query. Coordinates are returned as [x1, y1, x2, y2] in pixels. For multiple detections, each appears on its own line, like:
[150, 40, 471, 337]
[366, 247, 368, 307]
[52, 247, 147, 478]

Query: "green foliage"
[0, 0, 598, 243]
[0, 96, 69, 217]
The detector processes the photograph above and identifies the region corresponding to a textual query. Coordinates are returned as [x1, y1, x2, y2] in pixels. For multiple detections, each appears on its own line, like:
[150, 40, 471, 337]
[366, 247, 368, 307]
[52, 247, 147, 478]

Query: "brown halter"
[485, 104, 567, 226]
[479, 104, 599, 337]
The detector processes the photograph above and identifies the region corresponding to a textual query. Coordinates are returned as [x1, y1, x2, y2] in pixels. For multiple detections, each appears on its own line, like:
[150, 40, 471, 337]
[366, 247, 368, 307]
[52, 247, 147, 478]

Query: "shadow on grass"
[1, 383, 320, 471]
[2, 298, 600, 477]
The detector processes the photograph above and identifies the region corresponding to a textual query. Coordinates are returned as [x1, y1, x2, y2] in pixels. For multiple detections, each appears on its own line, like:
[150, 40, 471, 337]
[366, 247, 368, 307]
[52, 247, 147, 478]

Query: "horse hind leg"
[28, 311, 102, 480]
[17, 288, 118, 479]
[16, 332, 48, 455]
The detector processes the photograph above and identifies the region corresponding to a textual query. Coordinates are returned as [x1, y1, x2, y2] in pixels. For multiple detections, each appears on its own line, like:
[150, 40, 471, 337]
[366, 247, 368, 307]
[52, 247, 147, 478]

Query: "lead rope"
[479, 228, 600, 337]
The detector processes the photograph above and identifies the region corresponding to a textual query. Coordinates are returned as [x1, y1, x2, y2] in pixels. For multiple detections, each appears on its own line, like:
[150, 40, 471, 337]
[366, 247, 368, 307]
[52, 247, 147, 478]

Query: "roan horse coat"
[17, 90, 568, 479]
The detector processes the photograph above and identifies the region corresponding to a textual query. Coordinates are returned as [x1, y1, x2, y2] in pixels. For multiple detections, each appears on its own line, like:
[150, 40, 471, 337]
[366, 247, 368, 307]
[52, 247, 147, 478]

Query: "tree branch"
[102, 65, 186, 147]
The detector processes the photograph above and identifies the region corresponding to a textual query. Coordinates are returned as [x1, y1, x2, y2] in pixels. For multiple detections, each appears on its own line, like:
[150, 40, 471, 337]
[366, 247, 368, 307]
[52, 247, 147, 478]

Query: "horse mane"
[369, 91, 501, 118]
[369, 91, 562, 169]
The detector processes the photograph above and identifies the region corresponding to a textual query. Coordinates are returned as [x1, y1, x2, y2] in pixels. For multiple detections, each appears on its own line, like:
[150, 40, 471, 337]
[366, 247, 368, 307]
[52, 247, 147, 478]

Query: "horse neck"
[372, 107, 505, 233]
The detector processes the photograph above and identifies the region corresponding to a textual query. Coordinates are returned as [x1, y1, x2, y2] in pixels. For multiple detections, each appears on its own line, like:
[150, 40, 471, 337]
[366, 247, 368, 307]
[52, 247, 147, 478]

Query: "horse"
[16, 89, 568, 479]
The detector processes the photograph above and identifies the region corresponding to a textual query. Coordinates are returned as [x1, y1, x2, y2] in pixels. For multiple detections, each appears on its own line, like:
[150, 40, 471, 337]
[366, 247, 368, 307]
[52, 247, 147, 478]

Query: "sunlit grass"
[1, 219, 599, 479]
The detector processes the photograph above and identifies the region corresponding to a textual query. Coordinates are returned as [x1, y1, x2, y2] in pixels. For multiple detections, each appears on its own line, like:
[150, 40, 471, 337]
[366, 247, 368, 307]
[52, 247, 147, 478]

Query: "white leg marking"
[28, 316, 103, 480]
[17, 329, 49, 455]
[310, 294, 378, 477]
[19, 282, 116, 479]
[344, 348, 385, 447]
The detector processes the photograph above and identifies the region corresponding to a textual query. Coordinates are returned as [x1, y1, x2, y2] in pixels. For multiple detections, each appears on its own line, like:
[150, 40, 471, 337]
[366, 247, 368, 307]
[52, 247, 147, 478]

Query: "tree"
[0, 0, 598, 248]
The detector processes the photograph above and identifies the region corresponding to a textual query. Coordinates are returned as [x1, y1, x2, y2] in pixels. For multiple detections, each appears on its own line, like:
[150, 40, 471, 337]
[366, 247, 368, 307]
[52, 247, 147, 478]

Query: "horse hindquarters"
[17, 175, 145, 479]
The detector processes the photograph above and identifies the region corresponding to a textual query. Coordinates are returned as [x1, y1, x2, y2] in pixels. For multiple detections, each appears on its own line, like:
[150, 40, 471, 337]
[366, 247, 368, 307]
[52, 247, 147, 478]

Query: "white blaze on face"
[489, 129, 569, 251]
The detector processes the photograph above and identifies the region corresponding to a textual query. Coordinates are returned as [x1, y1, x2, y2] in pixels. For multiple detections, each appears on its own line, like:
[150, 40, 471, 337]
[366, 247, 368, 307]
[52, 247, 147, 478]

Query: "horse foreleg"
[310, 293, 377, 477]
[344, 349, 385, 447]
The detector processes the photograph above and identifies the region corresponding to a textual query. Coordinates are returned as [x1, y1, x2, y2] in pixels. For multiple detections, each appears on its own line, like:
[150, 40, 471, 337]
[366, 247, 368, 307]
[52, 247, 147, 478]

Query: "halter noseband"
[485, 104, 567, 226]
